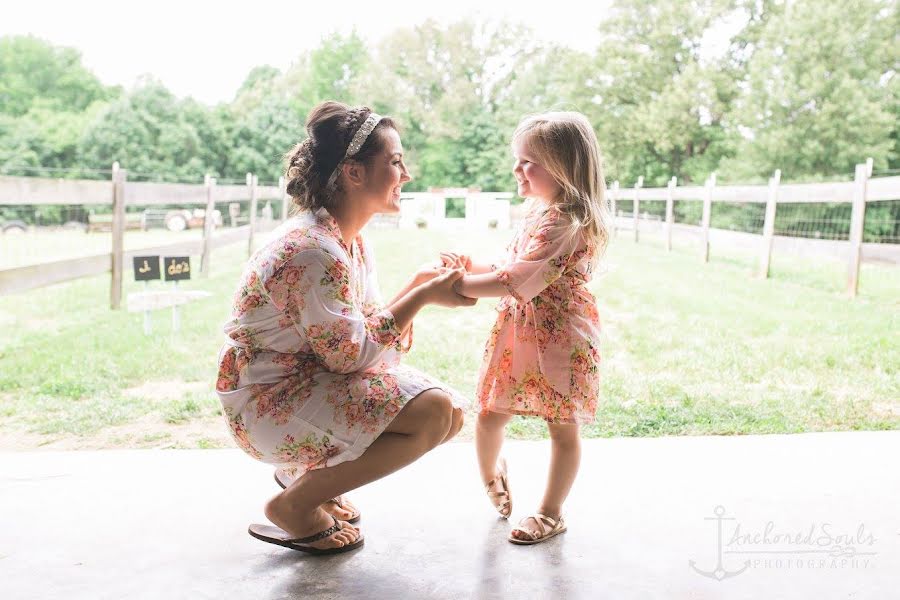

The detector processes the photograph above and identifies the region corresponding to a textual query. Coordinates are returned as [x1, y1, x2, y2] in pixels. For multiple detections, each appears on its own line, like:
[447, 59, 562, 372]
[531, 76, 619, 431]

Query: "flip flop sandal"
[484, 457, 512, 518]
[274, 468, 361, 524]
[508, 514, 567, 545]
[248, 516, 364, 555]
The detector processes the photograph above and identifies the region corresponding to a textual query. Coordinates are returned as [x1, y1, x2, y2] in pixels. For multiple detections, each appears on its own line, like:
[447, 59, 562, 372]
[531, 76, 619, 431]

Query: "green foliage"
[77, 78, 230, 181]
[0, 3, 897, 189]
[0, 35, 115, 116]
[721, 0, 898, 179]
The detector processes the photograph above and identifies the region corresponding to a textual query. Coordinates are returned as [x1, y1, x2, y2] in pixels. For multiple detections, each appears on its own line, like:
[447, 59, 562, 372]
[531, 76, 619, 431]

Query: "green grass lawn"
[0, 226, 897, 449]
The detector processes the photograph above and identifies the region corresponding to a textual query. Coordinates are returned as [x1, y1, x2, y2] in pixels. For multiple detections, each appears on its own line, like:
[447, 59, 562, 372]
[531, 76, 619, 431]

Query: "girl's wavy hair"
[512, 111, 611, 256]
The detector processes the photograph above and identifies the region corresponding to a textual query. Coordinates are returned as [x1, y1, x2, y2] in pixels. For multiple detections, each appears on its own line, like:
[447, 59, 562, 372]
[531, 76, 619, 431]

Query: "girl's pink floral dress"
[216, 208, 468, 476]
[476, 202, 602, 424]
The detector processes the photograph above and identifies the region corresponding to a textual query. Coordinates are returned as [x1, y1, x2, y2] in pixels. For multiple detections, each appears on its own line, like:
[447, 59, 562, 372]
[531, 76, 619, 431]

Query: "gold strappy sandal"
[508, 513, 567, 545]
[484, 457, 512, 518]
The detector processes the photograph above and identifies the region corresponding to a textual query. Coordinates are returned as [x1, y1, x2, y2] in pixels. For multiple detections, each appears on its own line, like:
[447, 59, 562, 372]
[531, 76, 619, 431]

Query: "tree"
[724, 0, 897, 179]
[590, 0, 738, 185]
[0, 35, 115, 116]
[78, 78, 229, 181]
[359, 19, 539, 191]
[225, 96, 304, 182]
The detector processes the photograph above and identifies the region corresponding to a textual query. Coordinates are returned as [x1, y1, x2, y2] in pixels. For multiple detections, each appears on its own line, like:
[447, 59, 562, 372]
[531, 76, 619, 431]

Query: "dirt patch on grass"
[872, 402, 900, 419]
[0, 413, 233, 451]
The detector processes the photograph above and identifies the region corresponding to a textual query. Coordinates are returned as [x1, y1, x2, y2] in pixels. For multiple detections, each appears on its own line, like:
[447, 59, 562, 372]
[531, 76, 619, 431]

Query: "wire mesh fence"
[610, 195, 898, 244]
[773, 202, 852, 241]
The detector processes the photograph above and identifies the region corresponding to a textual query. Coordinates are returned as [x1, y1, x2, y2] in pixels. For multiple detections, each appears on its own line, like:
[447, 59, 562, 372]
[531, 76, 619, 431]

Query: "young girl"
[445, 111, 610, 545]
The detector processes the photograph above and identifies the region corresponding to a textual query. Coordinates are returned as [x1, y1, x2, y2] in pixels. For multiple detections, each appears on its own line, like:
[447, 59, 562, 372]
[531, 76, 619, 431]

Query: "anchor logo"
[689, 505, 751, 580]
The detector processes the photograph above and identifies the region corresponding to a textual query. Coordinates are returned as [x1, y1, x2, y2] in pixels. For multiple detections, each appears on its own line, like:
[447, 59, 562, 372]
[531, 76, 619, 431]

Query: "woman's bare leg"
[264, 389, 454, 549]
[440, 407, 464, 444]
[279, 406, 463, 520]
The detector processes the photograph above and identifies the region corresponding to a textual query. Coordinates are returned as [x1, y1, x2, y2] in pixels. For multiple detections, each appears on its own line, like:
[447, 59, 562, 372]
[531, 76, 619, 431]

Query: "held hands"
[414, 250, 472, 286]
[421, 268, 477, 308]
[439, 252, 472, 272]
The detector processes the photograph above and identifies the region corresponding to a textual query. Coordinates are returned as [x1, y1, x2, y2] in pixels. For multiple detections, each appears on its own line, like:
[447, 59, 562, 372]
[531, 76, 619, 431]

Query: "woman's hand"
[439, 252, 472, 272]
[421, 268, 477, 308]
[413, 261, 445, 286]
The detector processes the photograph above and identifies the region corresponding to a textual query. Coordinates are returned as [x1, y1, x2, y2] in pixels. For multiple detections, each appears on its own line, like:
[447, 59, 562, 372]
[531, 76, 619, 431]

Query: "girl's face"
[512, 136, 561, 204]
[362, 127, 412, 214]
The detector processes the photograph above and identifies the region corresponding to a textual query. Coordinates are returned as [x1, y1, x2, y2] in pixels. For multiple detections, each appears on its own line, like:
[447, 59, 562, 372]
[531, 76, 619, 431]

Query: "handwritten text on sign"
[164, 257, 191, 281]
[133, 256, 161, 281]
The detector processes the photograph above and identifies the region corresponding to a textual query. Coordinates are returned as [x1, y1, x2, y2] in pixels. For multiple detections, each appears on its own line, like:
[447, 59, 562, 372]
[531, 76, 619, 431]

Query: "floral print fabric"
[216, 208, 468, 475]
[476, 202, 602, 424]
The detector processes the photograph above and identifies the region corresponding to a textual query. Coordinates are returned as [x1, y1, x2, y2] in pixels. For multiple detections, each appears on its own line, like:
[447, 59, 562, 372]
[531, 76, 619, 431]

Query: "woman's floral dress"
[476, 202, 602, 424]
[216, 208, 468, 476]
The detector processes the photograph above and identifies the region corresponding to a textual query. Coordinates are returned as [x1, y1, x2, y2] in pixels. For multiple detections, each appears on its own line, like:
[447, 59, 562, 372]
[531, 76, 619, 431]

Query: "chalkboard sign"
[133, 256, 161, 281]
[163, 256, 192, 281]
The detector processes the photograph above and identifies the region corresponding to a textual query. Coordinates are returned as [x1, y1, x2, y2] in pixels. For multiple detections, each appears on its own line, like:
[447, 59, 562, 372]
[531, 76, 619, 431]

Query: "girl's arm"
[452, 271, 508, 298]
[456, 210, 581, 302]
[465, 261, 495, 275]
[441, 252, 506, 297]
[440, 252, 495, 275]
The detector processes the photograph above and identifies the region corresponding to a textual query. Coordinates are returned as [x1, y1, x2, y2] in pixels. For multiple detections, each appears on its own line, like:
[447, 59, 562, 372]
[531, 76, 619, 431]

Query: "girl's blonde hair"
[512, 111, 611, 255]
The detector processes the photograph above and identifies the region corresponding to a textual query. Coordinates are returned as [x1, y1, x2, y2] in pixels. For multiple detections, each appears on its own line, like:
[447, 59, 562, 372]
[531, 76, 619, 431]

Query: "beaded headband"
[325, 112, 383, 193]
[345, 113, 382, 157]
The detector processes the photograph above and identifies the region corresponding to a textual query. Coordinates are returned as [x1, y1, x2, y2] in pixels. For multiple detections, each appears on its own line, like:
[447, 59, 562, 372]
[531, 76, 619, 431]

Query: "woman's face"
[512, 136, 560, 203]
[362, 128, 411, 214]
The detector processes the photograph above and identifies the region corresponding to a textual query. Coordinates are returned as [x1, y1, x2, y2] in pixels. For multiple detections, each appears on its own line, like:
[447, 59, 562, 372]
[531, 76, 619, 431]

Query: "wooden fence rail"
[2, 160, 899, 302]
[610, 160, 898, 298]
[0, 165, 289, 305]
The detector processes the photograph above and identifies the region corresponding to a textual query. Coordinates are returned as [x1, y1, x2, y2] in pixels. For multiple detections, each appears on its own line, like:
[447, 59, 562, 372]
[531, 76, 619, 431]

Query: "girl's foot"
[509, 513, 567, 545]
[484, 457, 512, 518]
[264, 493, 362, 551]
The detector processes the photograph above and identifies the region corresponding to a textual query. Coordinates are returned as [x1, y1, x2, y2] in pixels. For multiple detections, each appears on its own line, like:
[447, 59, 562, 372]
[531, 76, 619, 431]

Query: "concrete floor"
[1, 432, 898, 600]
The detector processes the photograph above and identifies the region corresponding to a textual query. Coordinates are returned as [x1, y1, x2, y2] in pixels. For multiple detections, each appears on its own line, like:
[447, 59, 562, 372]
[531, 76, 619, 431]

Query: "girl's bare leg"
[510, 422, 581, 540]
[475, 410, 513, 508]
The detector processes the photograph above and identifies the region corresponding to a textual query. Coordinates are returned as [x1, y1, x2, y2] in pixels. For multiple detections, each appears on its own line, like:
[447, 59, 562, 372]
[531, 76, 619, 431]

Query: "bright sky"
[2, 0, 614, 105]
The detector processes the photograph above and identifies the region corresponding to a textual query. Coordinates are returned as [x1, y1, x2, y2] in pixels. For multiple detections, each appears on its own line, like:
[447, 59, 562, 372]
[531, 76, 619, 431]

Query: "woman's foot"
[483, 457, 512, 518]
[274, 468, 360, 522]
[323, 496, 359, 522]
[264, 493, 362, 551]
[509, 513, 567, 545]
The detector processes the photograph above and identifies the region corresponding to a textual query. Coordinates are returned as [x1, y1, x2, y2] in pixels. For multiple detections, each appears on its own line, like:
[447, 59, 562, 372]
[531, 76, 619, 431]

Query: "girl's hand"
[439, 252, 472, 272]
[421, 268, 477, 308]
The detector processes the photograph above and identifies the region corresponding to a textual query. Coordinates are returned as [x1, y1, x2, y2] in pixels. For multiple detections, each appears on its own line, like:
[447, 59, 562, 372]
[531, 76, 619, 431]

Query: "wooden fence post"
[632, 176, 643, 242]
[846, 162, 870, 297]
[248, 173, 258, 257]
[109, 162, 126, 309]
[757, 169, 781, 279]
[201, 174, 216, 277]
[701, 172, 716, 263]
[665, 176, 676, 251]
[609, 181, 619, 236]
